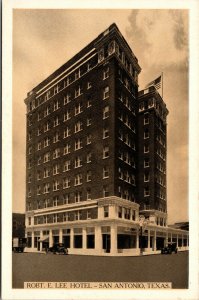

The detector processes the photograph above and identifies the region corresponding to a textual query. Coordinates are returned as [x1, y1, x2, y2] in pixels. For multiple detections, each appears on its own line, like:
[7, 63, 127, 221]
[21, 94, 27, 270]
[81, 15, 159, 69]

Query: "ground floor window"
[156, 237, 165, 250]
[87, 235, 95, 249]
[53, 236, 59, 244]
[118, 234, 136, 249]
[102, 234, 110, 253]
[34, 237, 39, 248]
[178, 239, 182, 247]
[63, 236, 70, 248]
[74, 235, 82, 248]
[27, 237, 32, 248]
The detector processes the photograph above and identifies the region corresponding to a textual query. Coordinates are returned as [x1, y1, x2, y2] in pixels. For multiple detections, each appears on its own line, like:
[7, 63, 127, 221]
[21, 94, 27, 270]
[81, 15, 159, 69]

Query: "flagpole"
[161, 72, 163, 98]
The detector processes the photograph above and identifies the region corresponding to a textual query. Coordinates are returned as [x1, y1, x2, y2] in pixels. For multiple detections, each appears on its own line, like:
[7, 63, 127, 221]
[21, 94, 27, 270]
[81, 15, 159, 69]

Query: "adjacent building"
[12, 213, 25, 238]
[24, 23, 189, 255]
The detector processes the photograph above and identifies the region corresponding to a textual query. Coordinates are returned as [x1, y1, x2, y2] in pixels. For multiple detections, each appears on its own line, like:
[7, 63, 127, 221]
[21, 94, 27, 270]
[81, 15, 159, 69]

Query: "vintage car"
[161, 242, 178, 254]
[47, 243, 68, 255]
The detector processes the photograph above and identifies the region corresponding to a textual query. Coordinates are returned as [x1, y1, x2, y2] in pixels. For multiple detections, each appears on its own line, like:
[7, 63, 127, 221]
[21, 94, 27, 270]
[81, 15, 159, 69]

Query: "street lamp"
[139, 215, 149, 255]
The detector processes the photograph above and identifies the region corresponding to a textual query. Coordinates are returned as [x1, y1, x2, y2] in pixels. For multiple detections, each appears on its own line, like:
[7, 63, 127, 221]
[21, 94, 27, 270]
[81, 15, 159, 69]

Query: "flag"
[145, 75, 162, 90]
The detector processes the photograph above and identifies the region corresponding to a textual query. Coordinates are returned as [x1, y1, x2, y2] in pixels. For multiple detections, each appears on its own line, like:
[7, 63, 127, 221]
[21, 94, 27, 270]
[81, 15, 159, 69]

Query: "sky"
[12, 9, 189, 224]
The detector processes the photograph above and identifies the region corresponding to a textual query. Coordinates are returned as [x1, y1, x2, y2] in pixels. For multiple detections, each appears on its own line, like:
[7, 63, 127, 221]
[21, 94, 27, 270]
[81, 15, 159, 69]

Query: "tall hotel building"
[24, 24, 188, 255]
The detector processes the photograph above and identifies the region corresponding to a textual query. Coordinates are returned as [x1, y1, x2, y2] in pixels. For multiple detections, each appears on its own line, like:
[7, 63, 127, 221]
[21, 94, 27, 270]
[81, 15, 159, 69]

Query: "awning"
[38, 237, 49, 242]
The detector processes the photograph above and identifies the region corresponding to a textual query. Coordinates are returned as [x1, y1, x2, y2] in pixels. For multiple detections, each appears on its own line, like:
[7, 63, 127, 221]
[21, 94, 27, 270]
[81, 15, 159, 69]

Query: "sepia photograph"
[2, 1, 199, 300]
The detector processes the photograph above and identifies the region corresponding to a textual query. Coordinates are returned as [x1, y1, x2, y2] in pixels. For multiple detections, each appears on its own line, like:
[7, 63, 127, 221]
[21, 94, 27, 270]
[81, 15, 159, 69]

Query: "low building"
[12, 213, 25, 238]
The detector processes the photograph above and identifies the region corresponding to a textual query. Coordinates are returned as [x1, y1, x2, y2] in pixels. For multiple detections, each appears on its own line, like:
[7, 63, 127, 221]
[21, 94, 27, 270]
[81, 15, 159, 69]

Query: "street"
[13, 251, 188, 289]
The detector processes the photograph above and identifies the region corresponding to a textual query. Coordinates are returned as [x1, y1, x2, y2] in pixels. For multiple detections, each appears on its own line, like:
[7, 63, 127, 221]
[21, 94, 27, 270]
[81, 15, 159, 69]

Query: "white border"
[2, 0, 199, 299]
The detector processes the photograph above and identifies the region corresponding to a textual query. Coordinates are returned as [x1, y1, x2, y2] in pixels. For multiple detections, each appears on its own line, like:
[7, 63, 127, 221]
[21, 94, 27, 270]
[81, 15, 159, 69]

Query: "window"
[144, 158, 149, 168]
[87, 81, 92, 89]
[144, 187, 150, 197]
[74, 174, 82, 186]
[37, 127, 42, 136]
[124, 208, 130, 220]
[63, 127, 71, 138]
[37, 112, 42, 121]
[65, 76, 72, 87]
[44, 152, 50, 163]
[87, 62, 91, 72]
[75, 191, 82, 203]
[53, 132, 60, 143]
[64, 110, 71, 121]
[44, 137, 50, 148]
[63, 160, 71, 172]
[53, 164, 60, 175]
[104, 206, 109, 218]
[75, 121, 83, 133]
[103, 67, 109, 80]
[144, 145, 149, 153]
[44, 105, 50, 117]
[87, 171, 92, 182]
[103, 166, 109, 178]
[44, 199, 50, 208]
[44, 168, 50, 178]
[131, 174, 136, 186]
[87, 210, 91, 219]
[53, 180, 60, 191]
[75, 138, 83, 151]
[87, 189, 91, 200]
[53, 196, 59, 206]
[87, 152, 91, 163]
[28, 173, 32, 183]
[37, 142, 42, 151]
[87, 99, 92, 107]
[75, 156, 82, 168]
[28, 146, 32, 155]
[53, 116, 59, 127]
[103, 146, 109, 159]
[144, 173, 150, 182]
[103, 106, 109, 119]
[53, 100, 60, 111]
[53, 148, 60, 159]
[98, 48, 104, 62]
[75, 68, 80, 80]
[63, 177, 70, 189]
[63, 143, 71, 155]
[63, 194, 70, 205]
[103, 127, 109, 139]
[37, 185, 41, 195]
[44, 121, 50, 132]
[64, 93, 71, 105]
[28, 131, 32, 141]
[87, 117, 91, 126]
[37, 201, 41, 210]
[144, 114, 149, 124]
[44, 91, 50, 101]
[103, 186, 109, 197]
[144, 129, 149, 139]
[103, 86, 109, 99]
[75, 103, 83, 115]
[86, 134, 92, 145]
[63, 212, 68, 222]
[75, 85, 83, 98]
[43, 183, 50, 194]
[118, 207, 122, 218]
[37, 156, 42, 165]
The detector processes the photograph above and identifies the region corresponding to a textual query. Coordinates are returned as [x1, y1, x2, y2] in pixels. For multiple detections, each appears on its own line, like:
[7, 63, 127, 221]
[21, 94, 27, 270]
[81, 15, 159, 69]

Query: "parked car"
[47, 243, 68, 255]
[161, 242, 178, 254]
